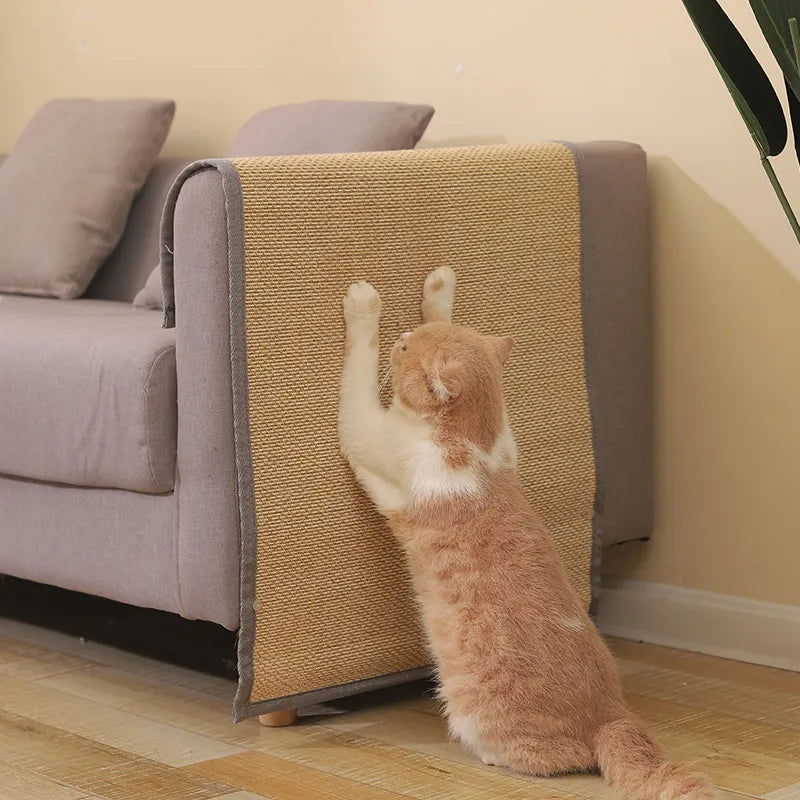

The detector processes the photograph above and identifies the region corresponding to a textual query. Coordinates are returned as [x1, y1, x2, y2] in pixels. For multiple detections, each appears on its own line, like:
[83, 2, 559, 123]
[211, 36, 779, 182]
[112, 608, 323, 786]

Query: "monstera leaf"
[750, 1, 800, 164]
[786, 76, 800, 164]
[750, 1, 800, 101]
[683, 0, 787, 158]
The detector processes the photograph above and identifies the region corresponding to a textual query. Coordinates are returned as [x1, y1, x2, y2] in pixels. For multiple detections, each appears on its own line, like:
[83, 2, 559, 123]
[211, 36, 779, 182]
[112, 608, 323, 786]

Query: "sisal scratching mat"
[162, 144, 596, 721]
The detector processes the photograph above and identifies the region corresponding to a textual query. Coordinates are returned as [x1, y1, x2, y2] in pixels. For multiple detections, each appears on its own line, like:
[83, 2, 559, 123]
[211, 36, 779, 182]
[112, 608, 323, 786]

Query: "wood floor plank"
[624, 691, 795, 765]
[621, 665, 800, 731]
[36, 657, 575, 798]
[321, 700, 629, 799]
[37, 661, 266, 751]
[637, 698, 800, 763]
[188, 751, 423, 800]
[617, 657, 800, 796]
[0, 635, 88, 680]
[0, 761, 97, 800]
[39, 661, 166, 709]
[694, 748, 800, 797]
[0, 620, 235, 700]
[765, 781, 800, 799]
[208, 792, 273, 800]
[240, 721, 581, 799]
[609, 638, 800, 697]
[0, 709, 234, 800]
[613, 656, 655, 677]
[0, 671, 242, 767]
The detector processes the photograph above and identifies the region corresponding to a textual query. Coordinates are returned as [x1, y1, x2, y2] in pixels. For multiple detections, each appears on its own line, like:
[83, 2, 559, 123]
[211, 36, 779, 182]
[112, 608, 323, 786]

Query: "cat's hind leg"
[503, 736, 596, 777]
[477, 749, 508, 768]
[422, 266, 456, 323]
[448, 713, 508, 768]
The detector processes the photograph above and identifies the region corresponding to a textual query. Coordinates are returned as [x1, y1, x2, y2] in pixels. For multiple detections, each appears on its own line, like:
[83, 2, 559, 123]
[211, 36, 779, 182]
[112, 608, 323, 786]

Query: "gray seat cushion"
[0, 296, 176, 493]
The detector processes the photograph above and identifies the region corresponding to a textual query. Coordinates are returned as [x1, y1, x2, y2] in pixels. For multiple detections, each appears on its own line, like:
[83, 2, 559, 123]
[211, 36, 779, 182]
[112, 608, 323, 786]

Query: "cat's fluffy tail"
[593, 716, 716, 800]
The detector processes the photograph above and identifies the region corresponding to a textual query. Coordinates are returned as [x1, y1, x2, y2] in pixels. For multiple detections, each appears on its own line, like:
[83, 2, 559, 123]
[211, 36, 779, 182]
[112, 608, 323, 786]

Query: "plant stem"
[761, 156, 800, 245]
[790, 18, 800, 74]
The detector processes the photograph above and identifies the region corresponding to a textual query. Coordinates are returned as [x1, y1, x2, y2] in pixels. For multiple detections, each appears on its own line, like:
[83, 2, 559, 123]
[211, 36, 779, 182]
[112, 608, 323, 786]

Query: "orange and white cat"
[339, 267, 716, 800]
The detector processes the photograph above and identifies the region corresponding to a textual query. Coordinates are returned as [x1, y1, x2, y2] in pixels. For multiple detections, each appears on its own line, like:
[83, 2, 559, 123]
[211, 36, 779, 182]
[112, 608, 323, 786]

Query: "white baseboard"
[597, 577, 800, 672]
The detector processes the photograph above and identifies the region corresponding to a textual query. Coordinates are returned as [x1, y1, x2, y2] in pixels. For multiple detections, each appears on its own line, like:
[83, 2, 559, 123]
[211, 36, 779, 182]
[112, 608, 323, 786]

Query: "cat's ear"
[486, 336, 514, 365]
[428, 356, 464, 404]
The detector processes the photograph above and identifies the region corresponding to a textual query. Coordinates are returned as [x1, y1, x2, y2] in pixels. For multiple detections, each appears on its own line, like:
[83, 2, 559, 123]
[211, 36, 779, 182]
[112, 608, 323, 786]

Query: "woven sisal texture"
[233, 143, 595, 706]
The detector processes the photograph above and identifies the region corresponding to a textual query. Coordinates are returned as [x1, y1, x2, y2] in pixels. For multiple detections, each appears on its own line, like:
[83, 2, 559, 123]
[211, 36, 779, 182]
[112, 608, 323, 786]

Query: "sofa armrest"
[170, 168, 240, 629]
[570, 142, 652, 548]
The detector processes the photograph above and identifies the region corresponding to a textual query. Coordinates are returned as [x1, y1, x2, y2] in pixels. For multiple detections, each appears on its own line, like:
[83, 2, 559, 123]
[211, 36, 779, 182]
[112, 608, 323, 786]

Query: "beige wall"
[2, 1, 799, 605]
[605, 158, 800, 606]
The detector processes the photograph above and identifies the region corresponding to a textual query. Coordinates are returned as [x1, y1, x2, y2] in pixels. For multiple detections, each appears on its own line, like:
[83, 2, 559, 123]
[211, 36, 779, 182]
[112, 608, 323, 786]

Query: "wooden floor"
[0, 619, 798, 800]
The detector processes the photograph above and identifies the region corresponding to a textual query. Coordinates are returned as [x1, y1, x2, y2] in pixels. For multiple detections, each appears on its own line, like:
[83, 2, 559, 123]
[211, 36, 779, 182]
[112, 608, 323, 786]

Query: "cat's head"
[390, 322, 513, 419]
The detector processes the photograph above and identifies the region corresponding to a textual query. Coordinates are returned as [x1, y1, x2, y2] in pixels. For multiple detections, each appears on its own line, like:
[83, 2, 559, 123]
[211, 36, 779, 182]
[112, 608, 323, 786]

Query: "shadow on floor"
[0, 574, 238, 678]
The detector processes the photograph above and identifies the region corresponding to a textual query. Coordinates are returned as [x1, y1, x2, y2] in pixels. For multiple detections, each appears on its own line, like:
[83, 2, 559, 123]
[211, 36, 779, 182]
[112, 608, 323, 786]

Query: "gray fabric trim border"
[241, 666, 435, 718]
[560, 142, 604, 617]
[219, 162, 258, 723]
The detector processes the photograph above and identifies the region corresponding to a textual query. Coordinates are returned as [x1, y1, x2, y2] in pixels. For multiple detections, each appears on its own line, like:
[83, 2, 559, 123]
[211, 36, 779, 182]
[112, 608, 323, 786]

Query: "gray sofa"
[1, 156, 240, 629]
[0, 142, 651, 636]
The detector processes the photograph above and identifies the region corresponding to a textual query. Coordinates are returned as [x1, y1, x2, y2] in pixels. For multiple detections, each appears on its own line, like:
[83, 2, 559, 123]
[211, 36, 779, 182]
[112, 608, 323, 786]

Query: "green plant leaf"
[683, 0, 787, 157]
[785, 77, 800, 165]
[749, 1, 800, 102]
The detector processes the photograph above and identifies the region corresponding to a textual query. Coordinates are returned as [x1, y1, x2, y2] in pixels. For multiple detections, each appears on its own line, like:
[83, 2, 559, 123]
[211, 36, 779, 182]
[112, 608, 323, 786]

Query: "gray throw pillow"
[133, 99, 434, 310]
[227, 99, 434, 157]
[0, 98, 175, 299]
[133, 264, 164, 310]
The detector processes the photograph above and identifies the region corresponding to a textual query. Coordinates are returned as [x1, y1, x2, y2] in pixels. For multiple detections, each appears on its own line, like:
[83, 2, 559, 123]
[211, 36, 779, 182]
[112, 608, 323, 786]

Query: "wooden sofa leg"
[258, 709, 297, 727]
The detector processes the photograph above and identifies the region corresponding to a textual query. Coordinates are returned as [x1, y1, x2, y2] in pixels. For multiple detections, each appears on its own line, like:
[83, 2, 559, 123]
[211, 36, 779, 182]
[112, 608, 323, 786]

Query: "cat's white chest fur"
[346, 404, 476, 514]
[408, 438, 483, 503]
[346, 402, 517, 515]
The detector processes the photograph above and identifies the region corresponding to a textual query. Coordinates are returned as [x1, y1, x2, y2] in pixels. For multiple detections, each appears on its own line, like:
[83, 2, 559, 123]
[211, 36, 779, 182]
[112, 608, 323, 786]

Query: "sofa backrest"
[85, 157, 191, 302]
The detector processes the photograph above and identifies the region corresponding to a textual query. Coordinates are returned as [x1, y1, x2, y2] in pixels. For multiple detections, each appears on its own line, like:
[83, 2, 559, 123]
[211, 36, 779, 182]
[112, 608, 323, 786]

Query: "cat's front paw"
[422, 266, 456, 323]
[424, 265, 456, 298]
[344, 281, 381, 327]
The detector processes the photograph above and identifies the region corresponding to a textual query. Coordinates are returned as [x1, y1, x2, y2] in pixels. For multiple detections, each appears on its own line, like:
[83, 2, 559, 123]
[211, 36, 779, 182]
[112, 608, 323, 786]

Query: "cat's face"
[390, 322, 513, 415]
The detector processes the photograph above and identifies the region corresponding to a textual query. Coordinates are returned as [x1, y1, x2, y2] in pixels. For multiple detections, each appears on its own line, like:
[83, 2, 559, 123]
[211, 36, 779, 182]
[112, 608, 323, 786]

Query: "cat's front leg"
[422, 266, 456, 323]
[339, 281, 406, 514]
[340, 281, 383, 449]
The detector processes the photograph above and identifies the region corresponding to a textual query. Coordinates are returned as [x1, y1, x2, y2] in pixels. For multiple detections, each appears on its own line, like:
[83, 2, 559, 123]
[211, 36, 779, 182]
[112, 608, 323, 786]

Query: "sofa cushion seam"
[143, 344, 176, 492]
